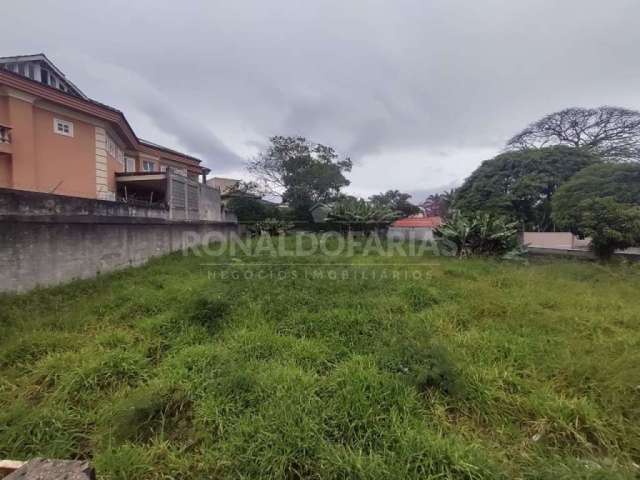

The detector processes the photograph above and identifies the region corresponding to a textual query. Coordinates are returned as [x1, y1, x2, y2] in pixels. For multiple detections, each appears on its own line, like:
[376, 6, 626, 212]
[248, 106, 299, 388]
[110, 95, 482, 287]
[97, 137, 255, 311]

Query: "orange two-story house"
[0, 54, 210, 203]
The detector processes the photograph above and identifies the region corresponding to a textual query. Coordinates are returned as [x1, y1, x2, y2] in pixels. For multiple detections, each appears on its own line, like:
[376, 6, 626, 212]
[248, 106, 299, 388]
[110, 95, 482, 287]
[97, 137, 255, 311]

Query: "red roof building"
[391, 216, 442, 228]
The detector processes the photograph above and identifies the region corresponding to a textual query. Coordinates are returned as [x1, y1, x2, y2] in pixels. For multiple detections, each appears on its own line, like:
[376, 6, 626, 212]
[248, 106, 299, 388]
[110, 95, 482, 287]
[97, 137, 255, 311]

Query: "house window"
[53, 118, 74, 137]
[125, 156, 136, 172]
[106, 135, 124, 164]
[142, 160, 155, 172]
[41, 69, 49, 85]
[159, 165, 167, 172]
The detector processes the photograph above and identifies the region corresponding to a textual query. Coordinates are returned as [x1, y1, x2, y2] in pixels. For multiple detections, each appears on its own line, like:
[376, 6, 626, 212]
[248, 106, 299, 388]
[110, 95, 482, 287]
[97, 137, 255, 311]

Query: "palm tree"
[422, 189, 456, 218]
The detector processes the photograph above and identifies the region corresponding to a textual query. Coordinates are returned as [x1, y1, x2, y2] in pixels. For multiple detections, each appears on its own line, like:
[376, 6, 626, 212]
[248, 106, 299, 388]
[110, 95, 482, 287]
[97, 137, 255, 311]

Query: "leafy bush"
[251, 218, 295, 236]
[576, 197, 640, 259]
[327, 198, 401, 232]
[226, 196, 280, 222]
[434, 210, 519, 257]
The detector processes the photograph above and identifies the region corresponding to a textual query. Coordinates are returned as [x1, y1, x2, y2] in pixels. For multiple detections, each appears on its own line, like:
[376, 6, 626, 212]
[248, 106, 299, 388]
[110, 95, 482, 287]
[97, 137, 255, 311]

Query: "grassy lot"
[0, 237, 639, 479]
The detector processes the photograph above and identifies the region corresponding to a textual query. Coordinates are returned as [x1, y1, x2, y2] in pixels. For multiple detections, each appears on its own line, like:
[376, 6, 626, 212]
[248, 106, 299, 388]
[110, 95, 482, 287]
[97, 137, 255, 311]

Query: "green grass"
[0, 237, 639, 479]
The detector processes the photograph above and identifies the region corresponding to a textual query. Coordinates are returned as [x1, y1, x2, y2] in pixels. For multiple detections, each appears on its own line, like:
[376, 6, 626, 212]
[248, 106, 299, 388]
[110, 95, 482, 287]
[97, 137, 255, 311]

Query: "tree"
[576, 198, 640, 259]
[507, 106, 640, 161]
[455, 146, 598, 231]
[369, 190, 421, 217]
[226, 196, 279, 222]
[551, 163, 640, 229]
[247, 136, 352, 218]
[422, 189, 455, 218]
[550, 163, 640, 259]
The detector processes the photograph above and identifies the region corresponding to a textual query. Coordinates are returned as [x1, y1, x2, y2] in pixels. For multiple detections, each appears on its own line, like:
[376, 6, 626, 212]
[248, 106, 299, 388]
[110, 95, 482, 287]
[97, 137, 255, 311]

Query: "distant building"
[309, 202, 331, 223]
[387, 216, 442, 241]
[207, 177, 241, 196]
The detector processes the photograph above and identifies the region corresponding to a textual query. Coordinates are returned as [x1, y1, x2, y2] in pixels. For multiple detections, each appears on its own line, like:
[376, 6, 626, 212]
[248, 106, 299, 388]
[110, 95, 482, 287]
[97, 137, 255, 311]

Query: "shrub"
[434, 210, 519, 257]
[251, 218, 294, 236]
[327, 198, 401, 233]
[573, 198, 640, 259]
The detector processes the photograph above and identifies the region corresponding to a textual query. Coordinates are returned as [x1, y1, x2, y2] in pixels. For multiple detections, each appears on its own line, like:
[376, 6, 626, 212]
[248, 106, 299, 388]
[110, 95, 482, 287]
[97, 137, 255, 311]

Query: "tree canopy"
[226, 196, 280, 222]
[573, 198, 640, 259]
[421, 190, 455, 218]
[551, 162, 640, 230]
[507, 106, 640, 161]
[455, 146, 598, 231]
[247, 136, 352, 219]
[369, 190, 421, 217]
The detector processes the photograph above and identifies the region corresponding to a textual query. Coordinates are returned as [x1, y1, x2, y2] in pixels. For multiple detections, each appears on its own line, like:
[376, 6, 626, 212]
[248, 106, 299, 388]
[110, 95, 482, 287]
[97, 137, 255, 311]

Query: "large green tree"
[247, 136, 352, 219]
[455, 146, 598, 231]
[369, 190, 421, 217]
[551, 163, 640, 258]
[573, 198, 640, 259]
[551, 163, 640, 228]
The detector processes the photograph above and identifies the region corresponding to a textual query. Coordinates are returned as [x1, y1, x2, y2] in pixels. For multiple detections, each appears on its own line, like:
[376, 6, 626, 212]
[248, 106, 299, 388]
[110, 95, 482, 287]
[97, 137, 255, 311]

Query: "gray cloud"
[3, 0, 640, 197]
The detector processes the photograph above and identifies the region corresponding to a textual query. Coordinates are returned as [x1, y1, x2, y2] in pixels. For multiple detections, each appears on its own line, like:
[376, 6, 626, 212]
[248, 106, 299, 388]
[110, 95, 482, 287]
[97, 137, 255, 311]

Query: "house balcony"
[115, 169, 224, 222]
[0, 123, 11, 155]
[116, 171, 168, 206]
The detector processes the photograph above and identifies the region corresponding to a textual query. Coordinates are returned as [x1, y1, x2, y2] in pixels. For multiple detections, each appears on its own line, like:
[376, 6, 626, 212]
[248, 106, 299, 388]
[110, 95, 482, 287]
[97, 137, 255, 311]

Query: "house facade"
[0, 54, 211, 207]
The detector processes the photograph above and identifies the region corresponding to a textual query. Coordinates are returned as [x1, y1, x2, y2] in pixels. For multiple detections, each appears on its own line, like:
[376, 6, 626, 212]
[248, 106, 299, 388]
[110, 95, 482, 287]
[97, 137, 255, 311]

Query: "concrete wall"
[0, 188, 238, 292]
[523, 232, 575, 249]
[0, 187, 168, 220]
[0, 220, 237, 293]
[522, 232, 592, 250]
[198, 183, 223, 221]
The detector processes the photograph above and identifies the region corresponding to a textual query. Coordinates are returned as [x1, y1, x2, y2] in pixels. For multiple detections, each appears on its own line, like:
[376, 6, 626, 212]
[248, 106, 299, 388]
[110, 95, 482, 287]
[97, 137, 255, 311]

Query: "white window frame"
[106, 135, 124, 165]
[53, 118, 74, 137]
[142, 160, 155, 172]
[125, 156, 136, 172]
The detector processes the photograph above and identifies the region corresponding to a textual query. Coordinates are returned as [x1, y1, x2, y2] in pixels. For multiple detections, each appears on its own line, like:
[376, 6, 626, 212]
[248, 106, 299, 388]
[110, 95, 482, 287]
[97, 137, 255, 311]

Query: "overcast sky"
[3, 0, 640, 201]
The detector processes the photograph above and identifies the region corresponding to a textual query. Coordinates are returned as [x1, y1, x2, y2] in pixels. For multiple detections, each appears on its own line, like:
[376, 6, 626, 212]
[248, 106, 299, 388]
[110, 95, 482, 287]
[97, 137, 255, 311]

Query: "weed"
[0, 236, 638, 478]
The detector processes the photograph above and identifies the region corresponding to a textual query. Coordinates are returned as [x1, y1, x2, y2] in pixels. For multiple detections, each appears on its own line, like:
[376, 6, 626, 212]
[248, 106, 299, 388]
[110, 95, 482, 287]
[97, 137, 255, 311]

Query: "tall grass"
[0, 238, 638, 479]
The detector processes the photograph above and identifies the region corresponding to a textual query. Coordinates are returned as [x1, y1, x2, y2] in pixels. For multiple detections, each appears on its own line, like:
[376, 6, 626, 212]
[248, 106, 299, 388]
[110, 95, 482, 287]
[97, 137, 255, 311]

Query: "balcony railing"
[0, 124, 11, 144]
